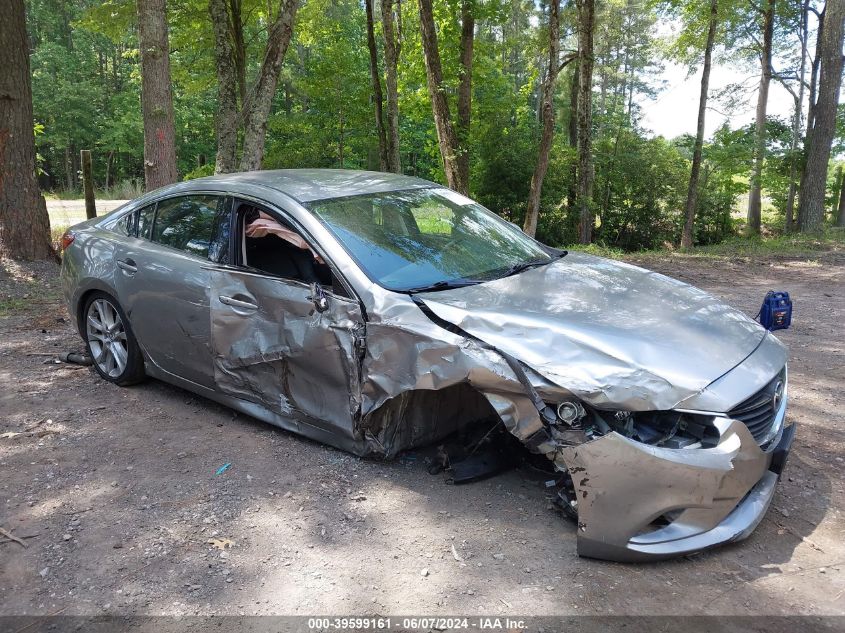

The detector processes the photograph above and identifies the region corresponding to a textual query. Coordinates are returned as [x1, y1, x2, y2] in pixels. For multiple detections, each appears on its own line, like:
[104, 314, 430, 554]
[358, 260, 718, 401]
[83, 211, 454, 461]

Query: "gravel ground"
[0, 247, 843, 619]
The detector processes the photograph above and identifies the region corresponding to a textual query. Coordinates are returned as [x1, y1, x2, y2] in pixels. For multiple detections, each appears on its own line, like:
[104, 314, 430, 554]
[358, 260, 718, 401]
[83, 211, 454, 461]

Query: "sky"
[638, 60, 798, 140]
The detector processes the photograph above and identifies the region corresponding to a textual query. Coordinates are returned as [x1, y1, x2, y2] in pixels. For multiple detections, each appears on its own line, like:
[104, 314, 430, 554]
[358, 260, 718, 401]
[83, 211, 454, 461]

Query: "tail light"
[61, 230, 75, 251]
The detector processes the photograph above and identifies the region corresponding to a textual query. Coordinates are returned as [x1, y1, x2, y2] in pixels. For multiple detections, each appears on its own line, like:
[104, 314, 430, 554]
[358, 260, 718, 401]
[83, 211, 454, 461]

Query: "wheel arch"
[75, 282, 121, 339]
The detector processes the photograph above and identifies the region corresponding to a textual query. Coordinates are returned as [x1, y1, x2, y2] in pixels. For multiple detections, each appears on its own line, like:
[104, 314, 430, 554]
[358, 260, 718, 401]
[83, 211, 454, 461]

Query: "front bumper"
[557, 394, 793, 562]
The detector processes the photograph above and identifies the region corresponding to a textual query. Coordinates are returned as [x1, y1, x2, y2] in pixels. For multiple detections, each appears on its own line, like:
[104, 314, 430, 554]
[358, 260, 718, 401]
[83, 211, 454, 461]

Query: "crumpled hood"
[417, 252, 767, 411]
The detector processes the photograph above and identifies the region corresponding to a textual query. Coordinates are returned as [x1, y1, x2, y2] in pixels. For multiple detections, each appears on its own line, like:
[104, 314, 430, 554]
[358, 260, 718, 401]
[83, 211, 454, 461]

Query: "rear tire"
[82, 292, 145, 386]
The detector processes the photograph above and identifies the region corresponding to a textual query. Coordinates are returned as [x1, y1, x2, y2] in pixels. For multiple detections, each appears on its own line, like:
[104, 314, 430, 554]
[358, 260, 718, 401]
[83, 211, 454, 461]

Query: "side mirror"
[309, 282, 329, 313]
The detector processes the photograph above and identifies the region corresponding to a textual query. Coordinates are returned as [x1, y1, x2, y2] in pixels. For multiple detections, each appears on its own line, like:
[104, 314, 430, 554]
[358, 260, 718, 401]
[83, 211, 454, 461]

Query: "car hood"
[416, 252, 767, 411]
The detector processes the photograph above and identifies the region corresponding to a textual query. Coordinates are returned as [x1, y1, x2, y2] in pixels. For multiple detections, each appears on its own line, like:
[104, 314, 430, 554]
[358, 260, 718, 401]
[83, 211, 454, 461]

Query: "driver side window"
[236, 201, 336, 290]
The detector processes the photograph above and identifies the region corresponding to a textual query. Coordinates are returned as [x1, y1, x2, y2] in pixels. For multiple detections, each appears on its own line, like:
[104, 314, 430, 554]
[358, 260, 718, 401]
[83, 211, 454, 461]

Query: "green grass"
[688, 230, 845, 258]
[568, 228, 845, 262]
[0, 297, 29, 317]
[44, 179, 144, 201]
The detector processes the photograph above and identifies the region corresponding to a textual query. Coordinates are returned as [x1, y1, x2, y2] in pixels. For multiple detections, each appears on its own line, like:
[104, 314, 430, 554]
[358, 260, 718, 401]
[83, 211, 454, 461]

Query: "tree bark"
[837, 165, 845, 227]
[746, 0, 774, 236]
[418, 0, 466, 193]
[209, 0, 239, 173]
[365, 0, 389, 171]
[806, 7, 824, 133]
[0, 0, 53, 260]
[381, 0, 402, 172]
[456, 0, 474, 188]
[524, 0, 573, 237]
[80, 149, 96, 220]
[64, 146, 74, 190]
[239, 0, 298, 171]
[785, 0, 809, 233]
[137, 0, 178, 190]
[576, 0, 595, 244]
[797, 0, 845, 232]
[229, 0, 247, 105]
[567, 60, 578, 212]
[680, 0, 718, 249]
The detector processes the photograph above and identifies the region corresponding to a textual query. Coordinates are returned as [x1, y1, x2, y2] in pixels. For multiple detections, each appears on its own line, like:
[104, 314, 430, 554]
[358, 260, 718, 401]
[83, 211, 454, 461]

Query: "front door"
[209, 269, 364, 435]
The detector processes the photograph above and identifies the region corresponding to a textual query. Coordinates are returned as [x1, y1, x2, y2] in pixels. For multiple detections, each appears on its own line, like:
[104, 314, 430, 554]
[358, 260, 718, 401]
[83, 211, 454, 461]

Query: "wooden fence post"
[80, 149, 96, 219]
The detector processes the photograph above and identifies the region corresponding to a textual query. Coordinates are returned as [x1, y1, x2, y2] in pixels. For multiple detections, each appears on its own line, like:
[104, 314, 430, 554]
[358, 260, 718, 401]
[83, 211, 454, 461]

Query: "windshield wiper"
[403, 279, 483, 294]
[498, 251, 567, 279]
[500, 259, 551, 277]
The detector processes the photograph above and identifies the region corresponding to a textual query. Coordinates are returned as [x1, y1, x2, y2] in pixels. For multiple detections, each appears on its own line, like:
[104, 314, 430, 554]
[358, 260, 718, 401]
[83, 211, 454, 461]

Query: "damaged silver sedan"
[60, 169, 795, 562]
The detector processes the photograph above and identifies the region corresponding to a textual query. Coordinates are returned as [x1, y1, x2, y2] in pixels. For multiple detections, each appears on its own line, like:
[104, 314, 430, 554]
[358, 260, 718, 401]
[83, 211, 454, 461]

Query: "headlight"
[556, 400, 586, 425]
[548, 398, 720, 449]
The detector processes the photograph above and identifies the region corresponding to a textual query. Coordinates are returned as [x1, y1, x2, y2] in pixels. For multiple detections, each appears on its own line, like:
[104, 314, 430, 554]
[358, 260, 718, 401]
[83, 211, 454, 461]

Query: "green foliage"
[26, 0, 827, 253]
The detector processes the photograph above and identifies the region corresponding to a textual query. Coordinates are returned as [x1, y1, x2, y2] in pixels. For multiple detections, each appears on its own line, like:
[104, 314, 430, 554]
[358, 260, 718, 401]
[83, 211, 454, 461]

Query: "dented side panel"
[357, 296, 548, 451]
[210, 269, 363, 441]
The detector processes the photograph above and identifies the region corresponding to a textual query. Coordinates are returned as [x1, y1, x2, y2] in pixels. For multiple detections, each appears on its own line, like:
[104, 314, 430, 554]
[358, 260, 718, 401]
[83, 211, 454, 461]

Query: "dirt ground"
[1, 246, 843, 620]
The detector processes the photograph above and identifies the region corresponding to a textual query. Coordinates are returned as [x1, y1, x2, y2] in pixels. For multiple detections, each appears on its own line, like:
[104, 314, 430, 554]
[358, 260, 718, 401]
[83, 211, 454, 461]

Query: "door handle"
[117, 258, 137, 273]
[219, 295, 258, 310]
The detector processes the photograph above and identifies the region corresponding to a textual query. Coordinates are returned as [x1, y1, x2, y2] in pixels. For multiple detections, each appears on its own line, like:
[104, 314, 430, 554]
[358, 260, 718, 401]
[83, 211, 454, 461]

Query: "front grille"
[728, 368, 786, 444]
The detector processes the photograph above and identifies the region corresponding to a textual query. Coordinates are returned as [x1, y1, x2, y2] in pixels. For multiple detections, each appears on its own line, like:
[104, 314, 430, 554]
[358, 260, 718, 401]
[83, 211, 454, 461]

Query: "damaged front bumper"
[555, 394, 793, 562]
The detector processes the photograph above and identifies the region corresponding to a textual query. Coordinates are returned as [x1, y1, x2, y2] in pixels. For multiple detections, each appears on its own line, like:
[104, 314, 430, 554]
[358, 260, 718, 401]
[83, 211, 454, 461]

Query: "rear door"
[113, 194, 231, 388]
[209, 200, 364, 435]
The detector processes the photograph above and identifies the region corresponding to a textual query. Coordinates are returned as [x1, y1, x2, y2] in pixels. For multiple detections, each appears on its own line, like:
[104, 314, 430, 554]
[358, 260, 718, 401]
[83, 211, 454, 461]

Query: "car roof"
[183, 169, 437, 203]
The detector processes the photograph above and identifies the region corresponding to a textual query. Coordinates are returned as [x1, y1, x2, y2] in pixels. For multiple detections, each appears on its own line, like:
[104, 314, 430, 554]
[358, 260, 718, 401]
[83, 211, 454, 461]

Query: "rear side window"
[151, 195, 223, 259]
[137, 204, 156, 240]
[112, 211, 135, 236]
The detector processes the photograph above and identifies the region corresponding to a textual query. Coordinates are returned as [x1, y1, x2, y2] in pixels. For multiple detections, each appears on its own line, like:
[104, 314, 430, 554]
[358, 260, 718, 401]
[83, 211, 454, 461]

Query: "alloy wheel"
[86, 298, 129, 378]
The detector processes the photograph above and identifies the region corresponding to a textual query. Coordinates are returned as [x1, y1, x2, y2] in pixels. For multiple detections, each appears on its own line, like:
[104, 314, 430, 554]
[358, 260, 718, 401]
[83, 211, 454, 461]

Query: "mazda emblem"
[772, 380, 785, 411]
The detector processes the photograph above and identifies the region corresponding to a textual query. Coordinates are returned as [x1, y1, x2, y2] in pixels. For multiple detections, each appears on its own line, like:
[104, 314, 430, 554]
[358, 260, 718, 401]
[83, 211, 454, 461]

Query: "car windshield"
[306, 188, 553, 292]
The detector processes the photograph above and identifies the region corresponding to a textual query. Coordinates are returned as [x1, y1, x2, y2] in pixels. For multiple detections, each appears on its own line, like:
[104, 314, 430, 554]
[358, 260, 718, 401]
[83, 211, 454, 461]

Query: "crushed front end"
[540, 367, 793, 562]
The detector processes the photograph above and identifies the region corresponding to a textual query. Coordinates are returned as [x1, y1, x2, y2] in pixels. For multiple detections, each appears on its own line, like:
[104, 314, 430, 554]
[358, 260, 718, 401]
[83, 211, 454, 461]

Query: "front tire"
[83, 292, 145, 385]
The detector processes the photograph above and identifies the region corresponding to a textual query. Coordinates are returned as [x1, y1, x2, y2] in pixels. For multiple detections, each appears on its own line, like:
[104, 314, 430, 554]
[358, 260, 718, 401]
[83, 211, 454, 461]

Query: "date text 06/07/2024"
[306, 617, 528, 630]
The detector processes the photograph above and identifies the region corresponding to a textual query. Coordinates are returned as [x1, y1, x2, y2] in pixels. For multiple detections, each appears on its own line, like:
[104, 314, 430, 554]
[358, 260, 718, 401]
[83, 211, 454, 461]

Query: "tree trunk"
[381, 0, 402, 172]
[797, 0, 845, 232]
[338, 104, 345, 168]
[456, 0, 474, 188]
[567, 60, 578, 211]
[680, 0, 718, 249]
[806, 7, 824, 133]
[524, 0, 571, 237]
[0, 0, 53, 260]
[137, 0, 178, 190]
[365, 0, 388, 171]
[105, 149, 114, 189]
[229, 0, 247, 105]
[746, 0, 774, 236]
[209, 0, 239, 173]
[576, 0, 595, 245]
[64, 146, 74, 190]
[418, 0, 466, 193]
[837, 165, 845, 227]
[785, 0, 809, 233]
[238, 0, 298, 171]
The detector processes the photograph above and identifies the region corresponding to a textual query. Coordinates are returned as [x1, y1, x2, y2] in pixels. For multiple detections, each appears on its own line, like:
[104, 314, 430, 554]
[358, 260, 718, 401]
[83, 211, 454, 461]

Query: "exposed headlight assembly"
[549, 398, 719, 449]
[555, 400, 586, 426]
